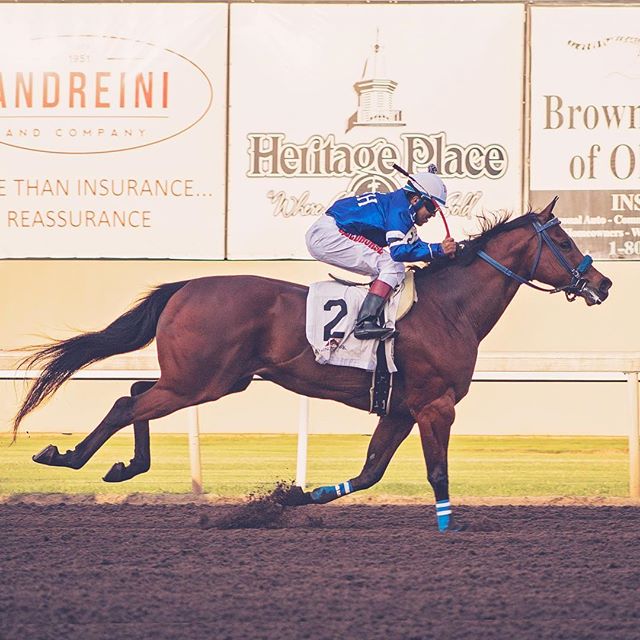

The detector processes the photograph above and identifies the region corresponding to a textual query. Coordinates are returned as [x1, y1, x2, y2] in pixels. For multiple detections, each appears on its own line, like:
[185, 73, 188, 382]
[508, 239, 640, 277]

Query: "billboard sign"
[0, 3, 227, 258]
[227, 3, 524, 259]
[530, 6, 640, 260]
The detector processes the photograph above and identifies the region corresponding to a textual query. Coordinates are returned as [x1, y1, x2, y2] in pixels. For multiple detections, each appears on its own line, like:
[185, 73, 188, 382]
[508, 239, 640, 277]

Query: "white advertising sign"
[228, 3, 524, 259]
[530, 6, 640, 260]
[0, 4, 227, 258]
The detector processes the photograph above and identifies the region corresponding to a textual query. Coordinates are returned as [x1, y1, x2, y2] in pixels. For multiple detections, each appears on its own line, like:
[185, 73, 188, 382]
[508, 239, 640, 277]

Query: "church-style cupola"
[347, 31, 405, 132]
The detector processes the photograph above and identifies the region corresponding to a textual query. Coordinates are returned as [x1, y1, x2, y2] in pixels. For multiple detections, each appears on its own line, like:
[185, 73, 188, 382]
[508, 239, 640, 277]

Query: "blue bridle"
[476, 216, 593, 302]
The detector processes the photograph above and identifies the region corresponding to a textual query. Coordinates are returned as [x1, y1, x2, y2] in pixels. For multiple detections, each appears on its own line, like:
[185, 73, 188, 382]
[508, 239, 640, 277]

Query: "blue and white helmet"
[403, 164, 447, 210]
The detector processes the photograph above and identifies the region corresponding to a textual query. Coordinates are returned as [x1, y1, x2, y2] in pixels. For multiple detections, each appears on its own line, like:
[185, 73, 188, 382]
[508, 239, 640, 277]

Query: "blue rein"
[477, 217, 593, 301]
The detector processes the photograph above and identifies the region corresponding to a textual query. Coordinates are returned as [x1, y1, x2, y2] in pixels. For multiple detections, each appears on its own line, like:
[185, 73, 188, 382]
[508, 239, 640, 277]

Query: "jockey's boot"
[354, 280, 394, 341]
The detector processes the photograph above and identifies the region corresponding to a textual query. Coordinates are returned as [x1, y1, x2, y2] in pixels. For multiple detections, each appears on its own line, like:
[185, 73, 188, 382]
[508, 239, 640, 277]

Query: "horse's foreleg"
[415, 389, 463, 532]
[103, 380, 155, 482]
[33, 384, 189, 472]
[291, 413, 415, 505]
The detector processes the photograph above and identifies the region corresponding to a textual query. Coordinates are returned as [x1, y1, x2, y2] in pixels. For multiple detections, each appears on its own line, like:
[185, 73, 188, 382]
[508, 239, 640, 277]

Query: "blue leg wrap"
[436, 499, 452, 532]
[310, 481, 353, 504]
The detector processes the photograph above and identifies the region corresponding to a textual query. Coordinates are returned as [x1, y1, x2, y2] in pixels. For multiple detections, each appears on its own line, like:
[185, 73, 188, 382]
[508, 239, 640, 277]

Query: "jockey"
[306, 165, 457, 340]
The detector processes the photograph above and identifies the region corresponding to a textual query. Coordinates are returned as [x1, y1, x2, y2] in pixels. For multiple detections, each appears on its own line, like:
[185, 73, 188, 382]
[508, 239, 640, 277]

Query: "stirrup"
[354, 322, 395, 341]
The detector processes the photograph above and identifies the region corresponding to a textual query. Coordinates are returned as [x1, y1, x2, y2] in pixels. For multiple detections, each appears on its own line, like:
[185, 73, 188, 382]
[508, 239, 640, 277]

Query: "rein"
[476, 217, 593, 302]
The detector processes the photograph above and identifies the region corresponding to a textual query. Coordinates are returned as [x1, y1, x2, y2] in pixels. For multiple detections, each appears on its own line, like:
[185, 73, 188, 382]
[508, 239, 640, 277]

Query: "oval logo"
[0, 34, 213, 154]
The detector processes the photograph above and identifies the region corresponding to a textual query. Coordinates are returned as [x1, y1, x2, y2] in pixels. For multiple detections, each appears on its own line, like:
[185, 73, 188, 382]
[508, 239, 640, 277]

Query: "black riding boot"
[354, 292, 394, 340]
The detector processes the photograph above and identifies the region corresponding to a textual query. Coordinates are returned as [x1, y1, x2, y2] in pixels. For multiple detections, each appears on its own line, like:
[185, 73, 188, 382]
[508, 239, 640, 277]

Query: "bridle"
[476, 216, 593, 302]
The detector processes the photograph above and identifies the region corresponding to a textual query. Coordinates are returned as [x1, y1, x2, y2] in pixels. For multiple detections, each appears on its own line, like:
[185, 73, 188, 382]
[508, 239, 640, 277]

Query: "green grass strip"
[0, 433, 629, 497]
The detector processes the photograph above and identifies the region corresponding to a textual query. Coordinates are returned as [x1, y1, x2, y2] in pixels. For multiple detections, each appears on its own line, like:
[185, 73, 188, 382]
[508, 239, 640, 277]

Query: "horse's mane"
[414, 210, 537, 276]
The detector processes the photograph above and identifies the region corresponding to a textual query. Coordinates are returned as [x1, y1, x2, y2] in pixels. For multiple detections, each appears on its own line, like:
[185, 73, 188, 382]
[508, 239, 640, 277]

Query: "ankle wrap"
[436, 499, 452, 532]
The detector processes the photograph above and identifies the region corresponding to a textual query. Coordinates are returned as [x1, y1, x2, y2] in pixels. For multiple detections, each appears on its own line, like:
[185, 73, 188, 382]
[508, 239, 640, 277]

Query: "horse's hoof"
[103, 462, 127, 483]
[278, 485, 313, 507]
[32, 444, 60, 466]
[33, 445, 81, 469]
[441, 521, 467, 533]
[103, 460, 150, 483]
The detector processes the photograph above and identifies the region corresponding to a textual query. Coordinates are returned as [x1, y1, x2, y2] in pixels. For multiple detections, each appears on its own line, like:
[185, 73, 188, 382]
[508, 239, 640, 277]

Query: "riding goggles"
[406, 183, 441, 217]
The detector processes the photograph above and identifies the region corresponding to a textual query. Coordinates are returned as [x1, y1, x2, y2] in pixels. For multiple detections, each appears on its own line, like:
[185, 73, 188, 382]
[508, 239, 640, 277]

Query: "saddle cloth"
[305, 271, 416, 372]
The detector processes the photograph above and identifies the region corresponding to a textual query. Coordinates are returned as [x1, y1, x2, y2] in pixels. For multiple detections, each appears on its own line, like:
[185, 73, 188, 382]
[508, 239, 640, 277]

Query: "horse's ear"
[538, 196, 559, 221]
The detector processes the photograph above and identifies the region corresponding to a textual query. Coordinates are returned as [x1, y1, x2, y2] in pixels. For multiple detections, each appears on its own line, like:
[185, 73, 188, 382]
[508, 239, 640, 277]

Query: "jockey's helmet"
[403, 164, 447, 212]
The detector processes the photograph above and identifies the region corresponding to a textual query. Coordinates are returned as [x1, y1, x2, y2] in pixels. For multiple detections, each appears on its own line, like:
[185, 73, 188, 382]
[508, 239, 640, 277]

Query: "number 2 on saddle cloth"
[310, 271, 417, 416]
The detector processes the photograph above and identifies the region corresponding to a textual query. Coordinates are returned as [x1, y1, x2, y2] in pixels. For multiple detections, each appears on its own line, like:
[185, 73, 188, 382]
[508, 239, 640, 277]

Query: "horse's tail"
[12, 280, 189, 437]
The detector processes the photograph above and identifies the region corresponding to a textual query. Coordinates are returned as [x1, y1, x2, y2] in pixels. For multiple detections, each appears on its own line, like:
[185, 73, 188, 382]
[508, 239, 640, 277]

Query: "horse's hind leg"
[103, 380, 155, 483]
[285, 412, 415, 505]
[32, 383, 193, 472]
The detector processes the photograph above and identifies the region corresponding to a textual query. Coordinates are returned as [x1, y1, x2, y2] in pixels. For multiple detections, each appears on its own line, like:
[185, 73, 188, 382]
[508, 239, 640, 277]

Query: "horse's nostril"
[599, 278, 612, 294]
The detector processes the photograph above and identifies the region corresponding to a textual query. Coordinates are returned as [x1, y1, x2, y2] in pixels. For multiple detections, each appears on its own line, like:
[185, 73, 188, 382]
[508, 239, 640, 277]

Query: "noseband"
[476, 217, 593, 302]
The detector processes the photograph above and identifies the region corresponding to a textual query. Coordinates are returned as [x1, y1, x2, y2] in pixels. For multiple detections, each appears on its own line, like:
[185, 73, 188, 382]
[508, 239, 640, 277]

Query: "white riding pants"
[305, 215, 406, 289]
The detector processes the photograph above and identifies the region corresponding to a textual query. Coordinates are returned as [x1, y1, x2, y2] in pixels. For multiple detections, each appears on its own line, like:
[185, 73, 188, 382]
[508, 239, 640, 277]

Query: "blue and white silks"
[327, 190, 445, 262]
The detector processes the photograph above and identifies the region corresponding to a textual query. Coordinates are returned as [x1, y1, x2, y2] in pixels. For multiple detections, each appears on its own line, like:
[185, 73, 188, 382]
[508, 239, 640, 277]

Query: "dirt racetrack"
[2, 502, 640, 640]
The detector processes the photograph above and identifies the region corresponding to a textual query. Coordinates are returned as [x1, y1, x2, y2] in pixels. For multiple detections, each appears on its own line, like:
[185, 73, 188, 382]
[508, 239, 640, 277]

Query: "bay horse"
[13, 198, 612, 531]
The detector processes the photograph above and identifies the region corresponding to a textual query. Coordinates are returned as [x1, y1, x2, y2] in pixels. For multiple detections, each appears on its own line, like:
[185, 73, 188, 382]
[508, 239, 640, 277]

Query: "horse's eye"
[559, 240, 572, 251]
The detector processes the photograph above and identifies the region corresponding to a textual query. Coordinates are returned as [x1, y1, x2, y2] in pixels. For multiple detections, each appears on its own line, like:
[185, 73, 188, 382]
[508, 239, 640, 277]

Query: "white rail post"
[187, 406, 203, 495]
[627, 372, 640, 499]
[296, 396, 310, 488]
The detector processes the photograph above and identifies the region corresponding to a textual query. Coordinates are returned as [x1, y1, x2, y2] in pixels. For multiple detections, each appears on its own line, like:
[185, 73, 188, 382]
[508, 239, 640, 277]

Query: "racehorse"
[13, 199, 612, 530]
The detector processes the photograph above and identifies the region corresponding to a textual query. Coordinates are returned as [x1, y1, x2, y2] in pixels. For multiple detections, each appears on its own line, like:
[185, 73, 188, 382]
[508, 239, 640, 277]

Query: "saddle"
[328, 269, 417, 322]
[307, 270, 418, 416]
